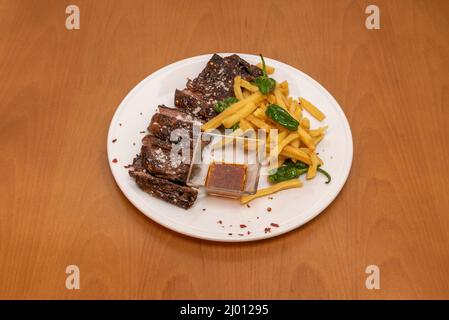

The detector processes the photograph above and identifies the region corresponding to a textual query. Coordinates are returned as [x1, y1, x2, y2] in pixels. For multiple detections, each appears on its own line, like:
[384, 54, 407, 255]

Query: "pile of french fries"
[201, 64, 328, 204]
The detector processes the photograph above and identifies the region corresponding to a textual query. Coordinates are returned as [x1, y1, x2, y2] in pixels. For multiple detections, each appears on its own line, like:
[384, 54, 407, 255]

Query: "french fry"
[279, 81, 288, 90]
[281, 146, 312, 165]
[289, 139, 300, 148]
[266, 130, 288, 153]
[312, 134, 325, 145]
[267, 94, 276, 104]
[288, 99, 296, 114]
[240, 79, 259, 92]
[291, 100, 302, 121]
[233, 76, 244, 100]
[271, 132, 299, 156]
[201, 92, 264, 131]
[309, 126, 328, 137]
[300, 97, 326, 121]
[300, 117, 310, 131]
[306, 152, 319, 180]
[239, 118, 253, 132]
[222, 102, 257, 128]
[253, 104, 268, 120]
[246, 114, 272, 131]
[293, 98, 302, 111]
[211, 128, 245, 150]
[274, 87, 287, 109]
[298, 127, 315, 151]
[240, 179, 302, 204]
[256, 62, 275, 74]
[279, 81, 289, 95]
[276, 155, 287, 168]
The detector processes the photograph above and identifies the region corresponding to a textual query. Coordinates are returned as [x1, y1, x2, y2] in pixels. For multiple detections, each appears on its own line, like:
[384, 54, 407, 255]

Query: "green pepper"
[268, 160, 332, 184]
[253, 54, 276, 94]
[317, 166, 332, 184]
[231, 122, 240, 131]
[213, 97, 238, 113]
[268, 164, 307, 183]
[265, 104, 299, 131]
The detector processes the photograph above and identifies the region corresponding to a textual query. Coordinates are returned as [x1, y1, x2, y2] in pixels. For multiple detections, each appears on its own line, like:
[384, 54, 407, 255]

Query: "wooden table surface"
[1, 0, 448, 300]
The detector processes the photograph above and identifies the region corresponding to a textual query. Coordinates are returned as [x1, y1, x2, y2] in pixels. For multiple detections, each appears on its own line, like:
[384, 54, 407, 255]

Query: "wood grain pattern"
[0, 0, 448, 299]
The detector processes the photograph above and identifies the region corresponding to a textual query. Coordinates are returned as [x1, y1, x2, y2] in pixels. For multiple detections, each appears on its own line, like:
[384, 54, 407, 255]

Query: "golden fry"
[271, 132, 299, 156]
[246, 114, 272, 131]
[233, 76, 244, 100]
[274, 87, 287, 109]
[239, 118, 253, 132]
[240, 79, 259, 92]
[281, 146, 312, 165]
[298, 127, 315, 151]
[240, 179, 302, 204]
[309, 126, 328, 137]
[313, 134, 325, 145]
[300, 117, 310, 131]
[222, 102, 257, 128]
[306, 152, 319, 180]
[300, 97, 326, 121]
[201, 92, 264, 131]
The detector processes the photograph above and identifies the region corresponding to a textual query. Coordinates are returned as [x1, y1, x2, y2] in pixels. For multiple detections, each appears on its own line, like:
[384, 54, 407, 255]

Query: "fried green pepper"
[213, 97, 239, 113]
[253, 54, 276, 94]
[268, 160, 332, 184]
[265, 104, 299, 131]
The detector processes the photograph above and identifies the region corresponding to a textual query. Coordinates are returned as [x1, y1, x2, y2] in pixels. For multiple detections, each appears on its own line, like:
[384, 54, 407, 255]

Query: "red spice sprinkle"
[270, 223, 280, 228]
[256, 217, 260, 219]
[247, 231, 251, 235]
[264, 227, 271, 234]
[246, 204, 251, 208]
[238, 233, 244, 236]
[119, 123, 122, 126]
[112, 139, 117, 143]
[217, 220, 222, 224]
[240, 224, 247, 228]
[112, 158, 118, 163]
[267, 207, 272, 212]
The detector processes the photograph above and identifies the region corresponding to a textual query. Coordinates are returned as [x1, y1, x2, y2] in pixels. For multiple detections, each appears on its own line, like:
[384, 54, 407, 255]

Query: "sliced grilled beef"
[175, 53, 263, 120]
[157, 105, 203, 124]
[140, 135, 190, 184]
[148, 112, 194, 143]
[129, 170, 197, 209]
[174, 89, 216, 121]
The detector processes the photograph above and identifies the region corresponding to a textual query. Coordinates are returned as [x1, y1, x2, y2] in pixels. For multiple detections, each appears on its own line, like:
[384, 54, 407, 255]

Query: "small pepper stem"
[259, 54, 267, 76]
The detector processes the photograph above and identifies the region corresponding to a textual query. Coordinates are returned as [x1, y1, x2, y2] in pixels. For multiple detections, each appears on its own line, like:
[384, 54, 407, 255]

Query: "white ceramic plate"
[107, 53, 353, 242]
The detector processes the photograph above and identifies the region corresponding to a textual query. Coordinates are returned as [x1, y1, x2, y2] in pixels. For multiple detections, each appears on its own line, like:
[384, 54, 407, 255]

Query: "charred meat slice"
[175, 54, 263, 120]
[174, 89, 216, 121]
[140, 135, 190, 184]
[157, 105, 203, 124]
[129, 170, 197, 209]
[148, 112, 195, 143]
[186, 53, 263, 106]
